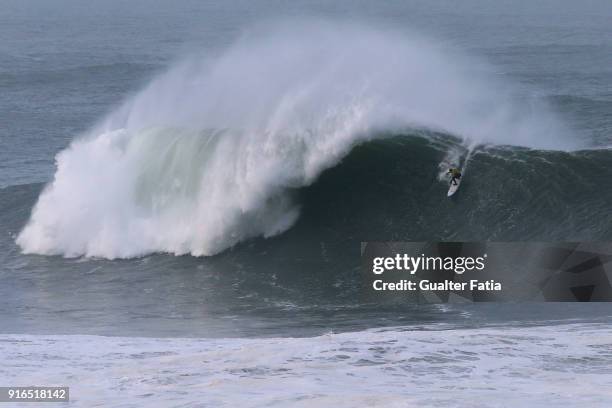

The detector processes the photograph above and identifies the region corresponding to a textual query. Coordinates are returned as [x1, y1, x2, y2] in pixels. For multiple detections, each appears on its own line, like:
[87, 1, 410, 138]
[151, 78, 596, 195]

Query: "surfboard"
[447, 178, 461, 197]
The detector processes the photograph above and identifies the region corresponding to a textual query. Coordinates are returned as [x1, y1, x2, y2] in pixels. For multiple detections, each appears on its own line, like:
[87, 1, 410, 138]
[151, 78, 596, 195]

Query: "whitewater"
[3, 322, 612, 408]
[17, 22, 573, 259]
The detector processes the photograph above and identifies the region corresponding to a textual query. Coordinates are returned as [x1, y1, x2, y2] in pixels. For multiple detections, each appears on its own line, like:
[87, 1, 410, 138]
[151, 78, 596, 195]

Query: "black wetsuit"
[449, 169, 461, 185]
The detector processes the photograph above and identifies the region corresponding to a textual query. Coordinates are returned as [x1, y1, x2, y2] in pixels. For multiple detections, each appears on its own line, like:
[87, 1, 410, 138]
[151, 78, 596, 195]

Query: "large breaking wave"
[17, 22, 574, 258]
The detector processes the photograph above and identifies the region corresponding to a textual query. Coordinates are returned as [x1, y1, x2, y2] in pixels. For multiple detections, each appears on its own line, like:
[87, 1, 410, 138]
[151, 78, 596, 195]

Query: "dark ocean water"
[2, 1, 612, 406]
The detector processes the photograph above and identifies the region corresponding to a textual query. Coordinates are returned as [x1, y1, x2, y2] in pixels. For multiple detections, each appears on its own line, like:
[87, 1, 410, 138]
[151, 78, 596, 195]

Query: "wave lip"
[18, 21, 573, 258]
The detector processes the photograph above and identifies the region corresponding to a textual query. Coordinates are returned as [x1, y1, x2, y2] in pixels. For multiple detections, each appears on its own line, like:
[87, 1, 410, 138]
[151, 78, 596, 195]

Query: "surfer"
[448, 168, 461, 186]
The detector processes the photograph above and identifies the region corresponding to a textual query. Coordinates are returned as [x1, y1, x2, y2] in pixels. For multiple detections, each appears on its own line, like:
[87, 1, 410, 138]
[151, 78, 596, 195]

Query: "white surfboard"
[447, 178, 461, 197]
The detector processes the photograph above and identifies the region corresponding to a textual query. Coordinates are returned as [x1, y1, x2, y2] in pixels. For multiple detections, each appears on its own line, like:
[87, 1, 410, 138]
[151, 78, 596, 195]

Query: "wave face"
[294, 135, 612, 244]
[17, 22, 575, 258]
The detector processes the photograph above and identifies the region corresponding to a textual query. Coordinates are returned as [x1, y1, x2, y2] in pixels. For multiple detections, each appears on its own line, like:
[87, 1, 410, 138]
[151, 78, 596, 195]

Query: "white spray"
[18, 21, 573, 258]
